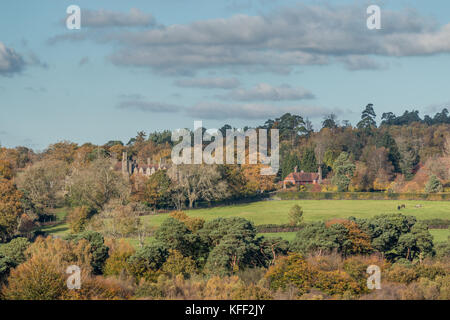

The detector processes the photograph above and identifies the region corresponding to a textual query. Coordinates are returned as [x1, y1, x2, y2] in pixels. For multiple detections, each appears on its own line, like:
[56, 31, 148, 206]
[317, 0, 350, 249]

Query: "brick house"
[283, 166, 321, 188]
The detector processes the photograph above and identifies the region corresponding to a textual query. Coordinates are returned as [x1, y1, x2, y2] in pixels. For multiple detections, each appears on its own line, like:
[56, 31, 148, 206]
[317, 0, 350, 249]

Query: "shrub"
[169, 211, 205, 232]
[2, 235, 93, 299]
[204, 275, 244, 299]
[134, 279, 164, 299]
[435, 239, 450, 258]
[0, 237, 30, 265]
[67, 206, 90, 233]
[103, 239, 135, 277]
[232, 284, 273, 300]
[264, 253, 315, 296]
[425, 175, 443, 193]
[385, 265, 418, 284]
[313, 270, 362, 296]
[63, 276, 134, 300]
[66, 231, 109, 275]
[162, 249, 197, 278]
[1, 255, 67, 300]
[127, 243, 168, 283]
[288, 205, 303, 227]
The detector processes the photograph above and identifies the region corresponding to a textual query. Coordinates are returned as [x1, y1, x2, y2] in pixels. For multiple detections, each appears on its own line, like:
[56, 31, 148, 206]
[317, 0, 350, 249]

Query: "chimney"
[147, 158, 150, 167]
[294, 166, 298, 173]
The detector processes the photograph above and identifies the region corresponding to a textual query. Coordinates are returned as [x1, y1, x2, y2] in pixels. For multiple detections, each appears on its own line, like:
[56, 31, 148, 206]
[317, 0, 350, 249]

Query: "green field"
[40, 200, 450, 244]
[141, 200, 450, 227]
[430, 229, 450, 243]
[38, 207, 70, 236]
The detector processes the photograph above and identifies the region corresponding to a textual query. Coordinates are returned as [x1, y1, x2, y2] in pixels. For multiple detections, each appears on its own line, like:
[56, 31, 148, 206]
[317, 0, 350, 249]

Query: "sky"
[0, 0, 450, 150]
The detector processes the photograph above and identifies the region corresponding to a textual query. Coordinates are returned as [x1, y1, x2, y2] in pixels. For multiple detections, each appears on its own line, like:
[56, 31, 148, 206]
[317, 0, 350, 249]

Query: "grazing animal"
[415, 204, 423, 208]
[401, 204, 406, 209]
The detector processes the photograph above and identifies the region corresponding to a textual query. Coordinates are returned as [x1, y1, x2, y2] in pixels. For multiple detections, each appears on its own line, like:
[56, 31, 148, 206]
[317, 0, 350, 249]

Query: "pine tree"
[357, 104, 377, 129]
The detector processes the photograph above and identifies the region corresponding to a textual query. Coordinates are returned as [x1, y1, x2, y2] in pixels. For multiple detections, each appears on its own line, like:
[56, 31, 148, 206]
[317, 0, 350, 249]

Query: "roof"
[284, 171, 319, 182]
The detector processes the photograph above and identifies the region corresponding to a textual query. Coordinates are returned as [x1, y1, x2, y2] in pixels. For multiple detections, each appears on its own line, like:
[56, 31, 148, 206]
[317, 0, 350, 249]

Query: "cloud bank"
[217, 83, 315, 101]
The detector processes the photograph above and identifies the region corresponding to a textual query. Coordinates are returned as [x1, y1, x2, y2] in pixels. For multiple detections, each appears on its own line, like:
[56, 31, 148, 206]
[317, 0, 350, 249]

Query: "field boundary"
[277, 191, 450, 201]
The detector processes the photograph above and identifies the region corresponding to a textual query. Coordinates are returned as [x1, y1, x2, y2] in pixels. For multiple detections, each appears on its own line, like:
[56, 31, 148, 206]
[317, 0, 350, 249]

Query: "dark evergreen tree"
[357, 104, 377, 129]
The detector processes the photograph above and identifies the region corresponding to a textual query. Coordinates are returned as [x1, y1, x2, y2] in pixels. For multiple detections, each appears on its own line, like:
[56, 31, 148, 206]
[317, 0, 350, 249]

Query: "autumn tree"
[17, 159, 69, 209]
[331, 152, 356, 192]
[2, 236, 92, 299]
[141, 170, 171, 209]
[67, 206, 91, 233]
[44, 141, 78, 164]
[162, 249, 197, 278]
[0, 179, 23, 242]
[169, 210, 205, 232]
[66, 157, 130, 211]
[168, 164, 228, 208]
[241, 163, 276, 194]
[0, 160, 13, 180]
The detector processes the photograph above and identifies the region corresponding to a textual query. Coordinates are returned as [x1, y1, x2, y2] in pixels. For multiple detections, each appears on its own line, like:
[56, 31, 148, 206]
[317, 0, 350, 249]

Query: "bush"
[127, 243, 168, 282]
[232, 284, 273, 300]
[1, 255, 66, 300]
[63, 276, 134, 300]
[288, 205, 303, 226]
[66, 231, 109, 275]
[385, 265, 418, 284]
[162, 249, 197, 278]
[264, 253, 315, 296]
[0, 237, 30, 265]
[67, 206, 90, 233]
[103, 239, 135, 278]
[435, 240, 450, 258]
[134, 279, 164, 299]
[313, 270, 363, 296]
[425, 175, 443, 193]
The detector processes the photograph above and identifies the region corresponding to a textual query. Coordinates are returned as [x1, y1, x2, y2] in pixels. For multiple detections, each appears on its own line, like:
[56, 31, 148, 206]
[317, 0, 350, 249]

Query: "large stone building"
[117, 152, 168, 176]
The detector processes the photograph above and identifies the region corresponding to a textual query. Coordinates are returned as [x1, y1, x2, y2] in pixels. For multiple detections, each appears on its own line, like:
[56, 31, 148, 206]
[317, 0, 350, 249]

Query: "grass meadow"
[39, 200, 450, 246]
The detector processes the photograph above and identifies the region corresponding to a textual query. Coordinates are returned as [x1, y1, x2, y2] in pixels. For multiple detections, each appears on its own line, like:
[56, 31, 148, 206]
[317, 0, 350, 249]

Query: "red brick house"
[283, 167, 321, 188]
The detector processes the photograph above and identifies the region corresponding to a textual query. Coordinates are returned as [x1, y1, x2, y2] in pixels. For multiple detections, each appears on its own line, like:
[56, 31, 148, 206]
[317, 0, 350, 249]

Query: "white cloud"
[217, 83, 315, 101]
[186, 101, 341, 120]
[81, 8, 156, 28]
[117, 100, 181, 113]
[0, 42, 26, 76]
[50, 4, 450, 74]
[175, 77, 240, 89]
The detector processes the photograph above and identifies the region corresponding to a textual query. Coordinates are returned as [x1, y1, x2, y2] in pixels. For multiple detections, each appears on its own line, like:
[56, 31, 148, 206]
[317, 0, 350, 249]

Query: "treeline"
[381, 108, 450, 126]
[1, 211, 449, 300]
[0, 104, 450, 243]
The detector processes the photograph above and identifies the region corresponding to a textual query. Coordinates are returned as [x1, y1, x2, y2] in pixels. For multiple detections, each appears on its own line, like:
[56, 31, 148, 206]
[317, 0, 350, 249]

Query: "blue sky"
[1, 0, 450, 150]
